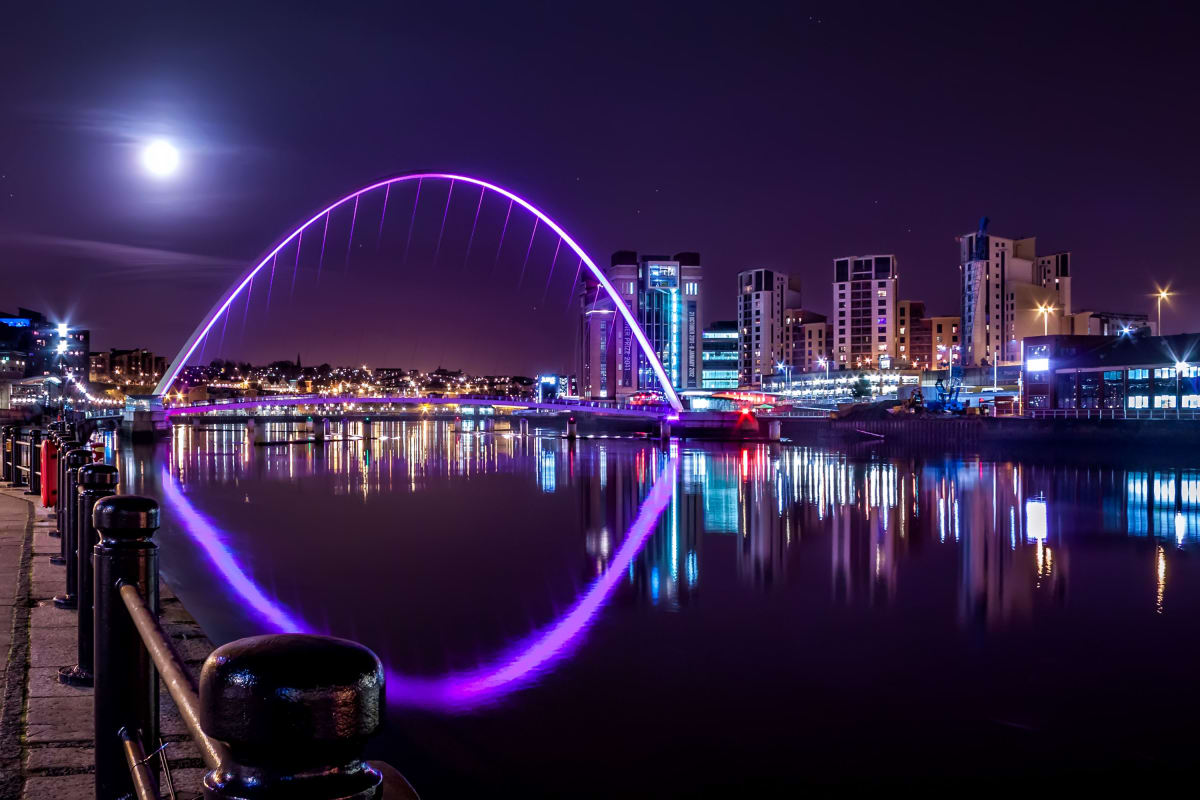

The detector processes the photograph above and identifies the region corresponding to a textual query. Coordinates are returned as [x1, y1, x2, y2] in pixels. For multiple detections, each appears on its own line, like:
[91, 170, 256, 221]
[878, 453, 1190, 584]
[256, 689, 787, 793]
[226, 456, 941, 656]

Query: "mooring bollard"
[50, 438, 79, 551]
[53, 449, 94, 610]
[199, 634, 385, 799]
[93, 494, 160, 800]
[60, 463, 119, 686]
[52, 440, 82, 545]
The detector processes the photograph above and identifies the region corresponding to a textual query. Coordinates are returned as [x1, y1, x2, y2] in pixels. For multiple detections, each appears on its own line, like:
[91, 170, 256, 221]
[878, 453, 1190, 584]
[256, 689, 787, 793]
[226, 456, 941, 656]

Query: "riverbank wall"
[779, 416, 1200, 451]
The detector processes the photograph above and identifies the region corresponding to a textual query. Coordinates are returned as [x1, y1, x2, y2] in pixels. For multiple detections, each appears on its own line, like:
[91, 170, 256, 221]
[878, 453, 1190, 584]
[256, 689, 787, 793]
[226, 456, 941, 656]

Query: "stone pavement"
[0, 486, 216, 799]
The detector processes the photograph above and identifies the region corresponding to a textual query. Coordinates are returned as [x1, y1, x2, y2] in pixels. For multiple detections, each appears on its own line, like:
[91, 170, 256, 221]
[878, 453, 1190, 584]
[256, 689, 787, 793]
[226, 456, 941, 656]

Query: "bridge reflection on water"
[114, 420, 1200, 791]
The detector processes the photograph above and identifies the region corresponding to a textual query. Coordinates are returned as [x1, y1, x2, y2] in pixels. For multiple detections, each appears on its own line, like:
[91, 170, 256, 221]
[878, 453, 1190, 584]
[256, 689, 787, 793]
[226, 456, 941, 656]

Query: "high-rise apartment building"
[578, 251, 703, 399]
[832, 255, 898, 369]
[783, 309, 831, 373]
[959, 218, 1072, 366]
[737, 269, 801, 387]
[701, 321, 738, 389]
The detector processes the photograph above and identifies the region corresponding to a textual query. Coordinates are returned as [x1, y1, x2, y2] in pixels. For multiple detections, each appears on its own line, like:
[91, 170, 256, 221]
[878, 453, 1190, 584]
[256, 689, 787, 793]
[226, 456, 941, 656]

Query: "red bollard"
[40, 437, 59, 509]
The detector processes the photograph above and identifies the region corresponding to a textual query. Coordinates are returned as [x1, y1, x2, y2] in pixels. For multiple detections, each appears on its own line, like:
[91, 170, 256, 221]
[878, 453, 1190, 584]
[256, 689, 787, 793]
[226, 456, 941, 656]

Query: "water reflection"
[151, 422, 1200, 711]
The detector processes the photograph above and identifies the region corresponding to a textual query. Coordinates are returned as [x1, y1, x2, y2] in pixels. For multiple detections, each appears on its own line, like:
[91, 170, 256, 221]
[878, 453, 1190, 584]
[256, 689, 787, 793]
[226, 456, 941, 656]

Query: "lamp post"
[1176, 361, 1187, 420]
[1037, 303, 1058, 336]
[1157, 288, 1172, 335]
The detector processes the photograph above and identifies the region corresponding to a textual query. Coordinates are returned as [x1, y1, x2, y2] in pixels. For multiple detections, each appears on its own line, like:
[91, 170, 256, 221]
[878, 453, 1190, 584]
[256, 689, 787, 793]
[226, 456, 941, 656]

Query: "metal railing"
[1027, 408, 1200, 421]
[3, 425, 44, 495]
[74, 480, 420, 798]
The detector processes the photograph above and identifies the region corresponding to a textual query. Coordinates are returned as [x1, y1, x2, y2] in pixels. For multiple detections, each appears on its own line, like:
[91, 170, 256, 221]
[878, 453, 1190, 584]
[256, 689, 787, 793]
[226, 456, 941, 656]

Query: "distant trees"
[850, 375, 872, 400]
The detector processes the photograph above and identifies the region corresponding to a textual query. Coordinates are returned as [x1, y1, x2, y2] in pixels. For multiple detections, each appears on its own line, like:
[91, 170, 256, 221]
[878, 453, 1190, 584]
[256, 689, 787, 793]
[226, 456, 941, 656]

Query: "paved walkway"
[0, 486, 215, 799]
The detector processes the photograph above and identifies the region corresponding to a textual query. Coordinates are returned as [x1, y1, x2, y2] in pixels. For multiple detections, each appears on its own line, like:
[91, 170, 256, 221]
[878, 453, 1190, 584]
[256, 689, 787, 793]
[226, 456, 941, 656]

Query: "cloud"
[0, 231, 243, 280]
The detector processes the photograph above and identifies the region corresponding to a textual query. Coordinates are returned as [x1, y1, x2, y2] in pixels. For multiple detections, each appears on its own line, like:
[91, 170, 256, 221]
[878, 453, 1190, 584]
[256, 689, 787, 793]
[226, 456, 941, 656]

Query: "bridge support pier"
[519, 418, 529, 437]
[246, 419, 265, 446]
[362, 418, 373, 441]
[767, 420, 781, 441]
[659, 419, 671, 442]
[566, 418, 577, 440]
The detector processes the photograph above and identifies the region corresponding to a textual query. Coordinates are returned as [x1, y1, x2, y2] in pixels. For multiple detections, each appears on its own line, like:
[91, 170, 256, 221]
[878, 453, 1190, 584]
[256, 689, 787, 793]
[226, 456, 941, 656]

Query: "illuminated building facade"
[832, 255, 897, 369]
[738, 268, 801, 387]
[783, 308, 831, 373]
[701, 321, 738, 389]
[1, 308, 90, 378]
[959, 218, 1073, 366]
[578, 251, 703, 399]
[1022, 332, 1200, 411]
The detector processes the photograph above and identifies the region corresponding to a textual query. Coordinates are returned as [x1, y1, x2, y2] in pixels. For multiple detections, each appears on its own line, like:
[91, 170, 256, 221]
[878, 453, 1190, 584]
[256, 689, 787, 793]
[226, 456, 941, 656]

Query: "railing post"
[199, 634, 385, 799]
[60, 463, 119, 686]
[11, 429, 26, 488]
[92, 494, 160, 800]
[1, 425, 12, 484]
[53, 449, 94, 611]
[25, 428, 43, 496]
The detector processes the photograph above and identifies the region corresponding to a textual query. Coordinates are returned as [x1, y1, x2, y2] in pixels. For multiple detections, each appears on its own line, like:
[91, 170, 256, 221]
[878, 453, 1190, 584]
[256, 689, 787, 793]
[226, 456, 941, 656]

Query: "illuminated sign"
[646, 262, 678, 290]
[1026, 357, 1049, 372]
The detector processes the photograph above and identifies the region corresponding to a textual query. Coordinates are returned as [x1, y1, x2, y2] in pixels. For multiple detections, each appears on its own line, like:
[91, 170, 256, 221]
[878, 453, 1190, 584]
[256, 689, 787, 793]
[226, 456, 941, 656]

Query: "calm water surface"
[122, 421, 1200, 795]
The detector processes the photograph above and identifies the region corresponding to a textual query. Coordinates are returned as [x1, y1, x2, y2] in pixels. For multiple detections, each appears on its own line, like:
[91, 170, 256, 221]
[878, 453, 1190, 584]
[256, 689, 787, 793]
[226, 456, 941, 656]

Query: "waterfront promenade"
[0, 487, 213, 799]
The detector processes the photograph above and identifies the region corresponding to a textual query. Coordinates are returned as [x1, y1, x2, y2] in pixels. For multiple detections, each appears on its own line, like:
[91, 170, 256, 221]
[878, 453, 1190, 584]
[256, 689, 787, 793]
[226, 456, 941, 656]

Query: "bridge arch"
[155, 172, 684, 412]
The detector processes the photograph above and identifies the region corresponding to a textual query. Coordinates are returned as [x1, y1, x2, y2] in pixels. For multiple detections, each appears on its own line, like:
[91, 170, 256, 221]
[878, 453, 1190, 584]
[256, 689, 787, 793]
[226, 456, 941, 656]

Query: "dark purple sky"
[2, 2, 1197, 375]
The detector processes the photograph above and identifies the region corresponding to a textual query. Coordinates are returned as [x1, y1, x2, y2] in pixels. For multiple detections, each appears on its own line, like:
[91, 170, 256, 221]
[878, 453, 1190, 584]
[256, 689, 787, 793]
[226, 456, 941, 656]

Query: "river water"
[120, 420, 1200, 795]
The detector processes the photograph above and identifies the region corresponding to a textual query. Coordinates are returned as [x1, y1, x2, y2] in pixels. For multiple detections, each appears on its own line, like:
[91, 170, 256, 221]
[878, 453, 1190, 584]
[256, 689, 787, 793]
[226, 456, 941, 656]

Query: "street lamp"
[1176, 360, 1188, 419]
[817, 357, 830, 380]
[1036, 303, 1057, 336]
[1156, 287, 1173, 335]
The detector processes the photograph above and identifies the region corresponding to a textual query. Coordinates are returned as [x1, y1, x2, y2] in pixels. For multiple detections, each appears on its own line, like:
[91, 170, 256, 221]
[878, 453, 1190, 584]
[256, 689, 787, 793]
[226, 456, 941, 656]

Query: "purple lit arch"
[155, 172, 685, 413]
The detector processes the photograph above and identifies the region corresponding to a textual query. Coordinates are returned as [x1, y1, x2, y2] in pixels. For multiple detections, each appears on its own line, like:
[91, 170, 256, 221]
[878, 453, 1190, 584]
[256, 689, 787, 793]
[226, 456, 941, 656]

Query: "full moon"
[141, 139, 180, 177]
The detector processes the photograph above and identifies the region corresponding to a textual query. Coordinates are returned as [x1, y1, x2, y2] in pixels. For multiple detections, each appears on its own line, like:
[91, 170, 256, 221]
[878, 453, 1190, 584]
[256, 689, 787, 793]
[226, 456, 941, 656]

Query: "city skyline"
[1, 4, 1197, 373]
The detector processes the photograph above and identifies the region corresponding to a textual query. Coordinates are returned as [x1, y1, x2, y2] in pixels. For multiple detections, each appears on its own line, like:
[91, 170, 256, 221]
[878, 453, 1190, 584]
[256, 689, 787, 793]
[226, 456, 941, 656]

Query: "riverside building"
[738, 269, 801, 387]
[959, 218, 1072, 366]
[832, 255, 898, 369]
[578, 251, 703, 399]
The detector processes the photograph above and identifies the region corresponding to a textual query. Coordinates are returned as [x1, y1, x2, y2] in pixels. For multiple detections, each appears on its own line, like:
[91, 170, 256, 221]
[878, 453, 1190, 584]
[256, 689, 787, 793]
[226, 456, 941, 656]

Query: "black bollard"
[49, 439, 80, 549]
[59, 463, 119, 686]
[52, 449, 94, 610]
[199, 634, 386, 799]
[92, 495, 160, 800]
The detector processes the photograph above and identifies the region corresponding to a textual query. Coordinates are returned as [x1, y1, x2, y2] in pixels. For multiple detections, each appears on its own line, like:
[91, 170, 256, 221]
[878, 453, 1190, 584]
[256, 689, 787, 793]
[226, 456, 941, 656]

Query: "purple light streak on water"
[517, 218, 539, 286]
[158, 470, 304, 633]
[402, 178, 422, 265]
[344, 195, 360, 271]
[159, 454, 678, 711]
[316, 213, 330, 285]
[155, 172, 685, 412]
[376, 184, 390, 251]
[431, 180, 455, 265]
[462, 187, 485, 271]
[490, 198, 514, 276]
[541, 238, 562, 304]
[290, 230, 303, 301]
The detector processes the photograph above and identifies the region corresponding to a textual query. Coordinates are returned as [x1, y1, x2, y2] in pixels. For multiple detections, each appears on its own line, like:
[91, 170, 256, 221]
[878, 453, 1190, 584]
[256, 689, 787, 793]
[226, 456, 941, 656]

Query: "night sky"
[2, 2, 1197, 375]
